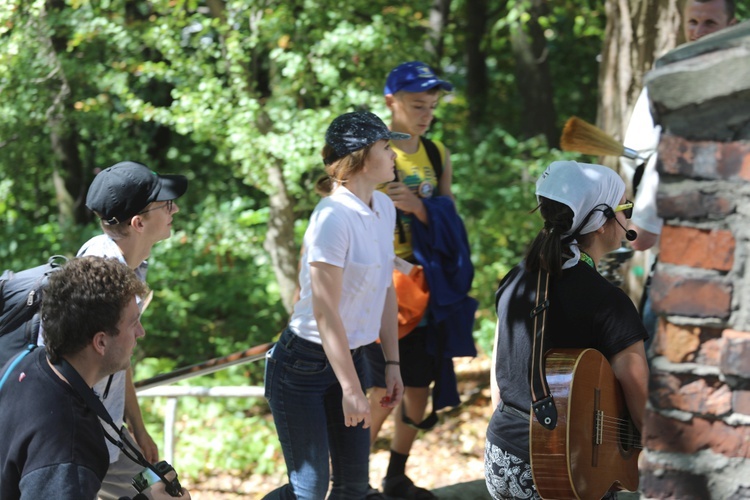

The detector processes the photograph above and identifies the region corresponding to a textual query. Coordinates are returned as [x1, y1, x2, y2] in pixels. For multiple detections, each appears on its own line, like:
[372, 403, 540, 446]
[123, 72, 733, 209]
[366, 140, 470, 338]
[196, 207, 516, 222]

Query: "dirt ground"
[184, 355, 494, 499]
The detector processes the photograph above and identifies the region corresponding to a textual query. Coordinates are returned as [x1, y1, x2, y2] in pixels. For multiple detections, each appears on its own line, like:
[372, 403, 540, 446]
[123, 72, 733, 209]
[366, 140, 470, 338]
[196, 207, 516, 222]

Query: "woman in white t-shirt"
[264, 111, 406, 500]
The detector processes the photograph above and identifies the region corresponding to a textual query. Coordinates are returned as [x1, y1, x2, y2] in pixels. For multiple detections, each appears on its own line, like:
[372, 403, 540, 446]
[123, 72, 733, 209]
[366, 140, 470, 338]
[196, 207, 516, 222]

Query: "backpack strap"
[394, 137, 444, 244]
[420, 136, 443, 187]
[0, 344, 37, 392]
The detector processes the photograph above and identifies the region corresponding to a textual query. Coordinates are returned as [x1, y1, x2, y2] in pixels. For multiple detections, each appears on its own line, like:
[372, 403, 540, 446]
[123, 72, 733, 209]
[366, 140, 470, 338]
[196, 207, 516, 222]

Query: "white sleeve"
[619, 88, 661, 183]
[631, 155, 663, 235]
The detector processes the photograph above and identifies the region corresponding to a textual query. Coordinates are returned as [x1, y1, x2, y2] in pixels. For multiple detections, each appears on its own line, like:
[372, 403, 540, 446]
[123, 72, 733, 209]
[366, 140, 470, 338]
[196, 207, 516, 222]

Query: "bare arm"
[629, 223, 659, 251]
[377, 283, 403, 409]
[609, 341, 649, 432]
[310, 262, 371, 428]
[438, 147, 455, 200]
[124, 366, 159, 462]
[490, 320, 501, 408]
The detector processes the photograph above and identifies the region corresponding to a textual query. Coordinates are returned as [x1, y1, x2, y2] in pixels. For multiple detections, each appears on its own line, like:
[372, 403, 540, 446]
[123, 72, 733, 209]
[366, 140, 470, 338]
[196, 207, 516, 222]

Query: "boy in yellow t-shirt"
[365, 61, 454, 499]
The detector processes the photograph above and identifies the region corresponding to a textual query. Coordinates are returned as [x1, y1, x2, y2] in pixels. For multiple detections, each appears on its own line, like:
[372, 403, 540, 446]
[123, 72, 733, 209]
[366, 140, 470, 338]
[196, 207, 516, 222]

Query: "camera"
[132, 460, 183, 497]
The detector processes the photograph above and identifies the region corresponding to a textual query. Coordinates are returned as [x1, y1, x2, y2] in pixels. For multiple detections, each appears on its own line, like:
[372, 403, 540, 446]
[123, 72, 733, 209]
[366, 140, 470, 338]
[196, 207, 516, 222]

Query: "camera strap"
[53, 358, 172, 486]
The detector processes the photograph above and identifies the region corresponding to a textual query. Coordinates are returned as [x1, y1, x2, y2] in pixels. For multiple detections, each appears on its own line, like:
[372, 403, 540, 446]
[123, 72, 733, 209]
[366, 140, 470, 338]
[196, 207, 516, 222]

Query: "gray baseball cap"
[323, 111, 410, 165]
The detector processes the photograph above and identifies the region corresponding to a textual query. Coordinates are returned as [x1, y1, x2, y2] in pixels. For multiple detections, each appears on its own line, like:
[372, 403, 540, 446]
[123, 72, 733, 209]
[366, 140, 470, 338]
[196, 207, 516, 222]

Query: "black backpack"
[0, 255, 68, 369]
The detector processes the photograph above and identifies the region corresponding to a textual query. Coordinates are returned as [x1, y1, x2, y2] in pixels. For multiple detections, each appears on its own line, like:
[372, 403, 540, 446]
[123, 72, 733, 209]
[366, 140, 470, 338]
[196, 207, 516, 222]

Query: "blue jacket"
[411, 196, 478, 410]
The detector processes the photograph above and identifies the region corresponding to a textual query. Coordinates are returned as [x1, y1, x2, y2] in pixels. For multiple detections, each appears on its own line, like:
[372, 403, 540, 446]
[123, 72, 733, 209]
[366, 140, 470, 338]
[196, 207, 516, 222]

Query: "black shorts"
[363, 326, 436, 389]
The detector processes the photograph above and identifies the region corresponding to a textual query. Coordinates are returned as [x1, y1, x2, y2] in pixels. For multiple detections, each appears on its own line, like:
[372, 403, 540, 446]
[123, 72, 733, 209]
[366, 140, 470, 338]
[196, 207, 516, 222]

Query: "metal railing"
[134, 342, 274, 464]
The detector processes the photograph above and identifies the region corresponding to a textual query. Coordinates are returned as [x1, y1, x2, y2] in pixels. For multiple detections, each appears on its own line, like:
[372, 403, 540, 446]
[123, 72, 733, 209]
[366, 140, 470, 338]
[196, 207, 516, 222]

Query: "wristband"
[385, 360, 400, 366]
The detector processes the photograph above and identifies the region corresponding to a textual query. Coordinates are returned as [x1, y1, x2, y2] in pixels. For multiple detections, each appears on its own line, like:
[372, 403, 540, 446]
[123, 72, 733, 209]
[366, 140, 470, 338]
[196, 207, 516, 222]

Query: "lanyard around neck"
[53, 358, 169, 484]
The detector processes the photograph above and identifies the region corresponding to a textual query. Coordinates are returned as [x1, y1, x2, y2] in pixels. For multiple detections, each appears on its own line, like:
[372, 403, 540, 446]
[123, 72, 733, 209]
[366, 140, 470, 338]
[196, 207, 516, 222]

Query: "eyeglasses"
[139, 200, 173, 215]
[613, 200, 633, 219]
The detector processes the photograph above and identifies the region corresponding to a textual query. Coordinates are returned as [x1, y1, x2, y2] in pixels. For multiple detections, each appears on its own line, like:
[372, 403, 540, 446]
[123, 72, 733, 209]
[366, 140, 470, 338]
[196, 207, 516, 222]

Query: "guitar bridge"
[595, 409, 604, 445]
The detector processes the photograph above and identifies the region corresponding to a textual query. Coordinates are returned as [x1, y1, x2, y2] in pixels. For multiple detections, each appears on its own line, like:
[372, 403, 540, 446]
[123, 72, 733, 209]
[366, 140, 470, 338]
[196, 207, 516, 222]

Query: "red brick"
[643, 409, 750, 457]
[659, 226, 735, 272]
[658, 135, 750, 180]
[696, 337, 724, 366]
[639, 460, 710, 500]
[657, 190, 735, 220]
[720, 329, 750, 378]
[651, 372, 731, 415]
[654, 322, 701, 362]
[650, 271, 732, 319]
[724, 141, 750, 181]
[733, 390, 750, 416]
[652, 321, 723, 365]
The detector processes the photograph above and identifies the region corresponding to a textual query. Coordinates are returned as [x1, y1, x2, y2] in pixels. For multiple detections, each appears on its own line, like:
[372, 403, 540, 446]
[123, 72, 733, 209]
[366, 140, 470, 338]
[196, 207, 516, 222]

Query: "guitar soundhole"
[618, 411, 640, 454]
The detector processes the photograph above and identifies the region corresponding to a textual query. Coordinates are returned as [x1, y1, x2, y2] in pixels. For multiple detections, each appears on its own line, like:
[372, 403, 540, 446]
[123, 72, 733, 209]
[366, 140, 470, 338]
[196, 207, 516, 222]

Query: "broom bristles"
[560, 116, 625, 157]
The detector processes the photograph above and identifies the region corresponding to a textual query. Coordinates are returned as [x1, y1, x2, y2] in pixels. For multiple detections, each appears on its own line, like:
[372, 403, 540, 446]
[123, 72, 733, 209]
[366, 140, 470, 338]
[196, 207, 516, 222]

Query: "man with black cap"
[78, 160, 188, 500]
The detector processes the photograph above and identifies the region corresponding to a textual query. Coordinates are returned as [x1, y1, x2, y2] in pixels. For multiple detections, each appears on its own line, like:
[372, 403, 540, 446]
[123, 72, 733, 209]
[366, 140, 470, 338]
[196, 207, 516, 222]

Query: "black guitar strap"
[529, 269, 557, 430]
[54, 358, 172, 485]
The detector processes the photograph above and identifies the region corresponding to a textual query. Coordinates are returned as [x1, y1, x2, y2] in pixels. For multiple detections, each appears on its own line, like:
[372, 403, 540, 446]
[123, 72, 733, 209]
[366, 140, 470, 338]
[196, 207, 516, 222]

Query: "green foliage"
[447, 123, 577, 354]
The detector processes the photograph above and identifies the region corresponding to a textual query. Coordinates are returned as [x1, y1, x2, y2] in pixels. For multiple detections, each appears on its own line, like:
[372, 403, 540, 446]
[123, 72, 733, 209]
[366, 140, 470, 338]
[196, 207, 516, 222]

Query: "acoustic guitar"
[530, 348, 641, 500]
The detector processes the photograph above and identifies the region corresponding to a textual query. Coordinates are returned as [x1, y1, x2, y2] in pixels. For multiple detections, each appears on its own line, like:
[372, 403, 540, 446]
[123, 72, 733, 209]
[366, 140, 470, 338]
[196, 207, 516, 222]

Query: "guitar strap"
[529, 269, 557, 430]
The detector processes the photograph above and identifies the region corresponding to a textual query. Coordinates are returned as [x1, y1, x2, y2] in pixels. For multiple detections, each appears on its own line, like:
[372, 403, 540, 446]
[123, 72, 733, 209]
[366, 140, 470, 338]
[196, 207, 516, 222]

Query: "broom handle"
[622, 147, 640, 160]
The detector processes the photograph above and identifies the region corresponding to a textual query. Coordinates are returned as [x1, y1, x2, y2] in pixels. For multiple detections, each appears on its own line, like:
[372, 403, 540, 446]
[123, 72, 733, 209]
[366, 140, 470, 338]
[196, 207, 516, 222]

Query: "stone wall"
[640, 21, 750, 499]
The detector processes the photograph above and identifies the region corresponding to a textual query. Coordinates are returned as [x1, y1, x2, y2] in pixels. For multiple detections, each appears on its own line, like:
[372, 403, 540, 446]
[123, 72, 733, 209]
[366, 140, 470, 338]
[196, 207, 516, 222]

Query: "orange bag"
[392, 259, 429, 339]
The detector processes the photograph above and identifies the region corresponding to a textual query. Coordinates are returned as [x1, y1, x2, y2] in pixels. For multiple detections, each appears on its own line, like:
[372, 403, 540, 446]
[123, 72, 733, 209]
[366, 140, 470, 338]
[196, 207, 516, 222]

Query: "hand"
[148, 479, 191, 499]
[382, 365, 403, 409]
[342, 389, 371, 429]
[385, 182, 425, 218]
[132, 427, 160, 463]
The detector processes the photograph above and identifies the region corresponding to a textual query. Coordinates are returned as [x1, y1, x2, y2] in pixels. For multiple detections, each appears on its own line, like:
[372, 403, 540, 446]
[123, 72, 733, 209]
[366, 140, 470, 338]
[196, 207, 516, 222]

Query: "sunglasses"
[139, 199, 174, 215]
[613, 200, 633, 219]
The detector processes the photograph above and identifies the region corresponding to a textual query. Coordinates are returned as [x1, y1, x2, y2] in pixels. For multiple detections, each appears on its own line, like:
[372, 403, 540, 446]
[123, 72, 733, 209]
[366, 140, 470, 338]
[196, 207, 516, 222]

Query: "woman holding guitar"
[484, 161, 649, 500]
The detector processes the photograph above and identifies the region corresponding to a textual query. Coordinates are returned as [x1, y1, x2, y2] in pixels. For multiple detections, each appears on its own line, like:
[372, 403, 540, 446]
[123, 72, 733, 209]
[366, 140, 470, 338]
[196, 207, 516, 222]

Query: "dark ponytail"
[525, 198, 574, 276]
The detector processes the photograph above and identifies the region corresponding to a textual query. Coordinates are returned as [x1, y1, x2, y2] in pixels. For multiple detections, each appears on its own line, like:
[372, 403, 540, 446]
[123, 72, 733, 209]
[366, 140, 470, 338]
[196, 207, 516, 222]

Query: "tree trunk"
[43, 0, 88, 227]
[427, 0, 452, 62]
[509, 0, 559, 148]
[263, 161, 299, 313]
[465, 0, 490, 134]
[206, 0, 298, 313]
[597, 0, 682, 158]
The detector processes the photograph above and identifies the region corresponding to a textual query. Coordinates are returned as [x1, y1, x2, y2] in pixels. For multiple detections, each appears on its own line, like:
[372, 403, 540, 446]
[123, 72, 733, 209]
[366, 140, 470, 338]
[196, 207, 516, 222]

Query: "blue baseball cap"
[384, 61, 454, 95]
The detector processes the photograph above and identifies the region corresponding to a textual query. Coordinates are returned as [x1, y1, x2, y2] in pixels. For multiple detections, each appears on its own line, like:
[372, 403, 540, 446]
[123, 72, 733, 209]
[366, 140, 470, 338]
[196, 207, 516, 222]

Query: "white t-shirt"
[77, 235, 147, 462]
[621, 88, 664, 236]
[289, 186, 396, 349]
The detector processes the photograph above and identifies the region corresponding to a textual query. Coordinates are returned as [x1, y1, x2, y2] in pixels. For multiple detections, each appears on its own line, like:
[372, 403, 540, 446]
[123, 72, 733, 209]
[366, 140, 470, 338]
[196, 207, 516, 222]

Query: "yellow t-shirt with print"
[378, 139, 446, 260]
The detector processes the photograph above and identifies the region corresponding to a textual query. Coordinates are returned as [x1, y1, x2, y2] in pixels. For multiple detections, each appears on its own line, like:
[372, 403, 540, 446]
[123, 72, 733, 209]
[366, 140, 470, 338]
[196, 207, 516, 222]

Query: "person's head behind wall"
[86, 161, 188, 239]
[42, 256, 150, 364]
[316, 111, 410, 195]
[527, 161, 626, 275]
[684, 0, 737, 42]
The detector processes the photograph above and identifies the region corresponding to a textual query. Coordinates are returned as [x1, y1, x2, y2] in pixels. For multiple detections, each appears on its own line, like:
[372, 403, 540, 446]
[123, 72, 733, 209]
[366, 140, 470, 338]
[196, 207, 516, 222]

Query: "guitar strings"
[597, 415, 643, 448]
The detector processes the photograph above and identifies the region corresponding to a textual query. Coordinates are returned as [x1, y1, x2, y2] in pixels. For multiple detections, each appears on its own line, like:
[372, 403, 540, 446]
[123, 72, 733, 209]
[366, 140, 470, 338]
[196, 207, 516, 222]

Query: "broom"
[560, 116, 641, 160]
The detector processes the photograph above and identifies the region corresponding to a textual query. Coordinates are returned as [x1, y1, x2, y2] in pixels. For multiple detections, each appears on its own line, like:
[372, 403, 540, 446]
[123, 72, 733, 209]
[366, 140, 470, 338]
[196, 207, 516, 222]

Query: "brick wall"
[640, 22, 750, 499]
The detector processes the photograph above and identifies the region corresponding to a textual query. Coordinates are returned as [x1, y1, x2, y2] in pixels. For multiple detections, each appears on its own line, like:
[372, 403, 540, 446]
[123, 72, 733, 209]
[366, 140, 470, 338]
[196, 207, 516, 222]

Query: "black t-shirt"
[487, 261, 648, 463]
[0, 348, 108, 500]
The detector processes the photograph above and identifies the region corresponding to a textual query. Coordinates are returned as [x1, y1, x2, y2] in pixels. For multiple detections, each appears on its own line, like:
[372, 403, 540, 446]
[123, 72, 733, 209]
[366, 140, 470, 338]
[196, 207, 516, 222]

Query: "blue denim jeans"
[263, 328, 370, 500]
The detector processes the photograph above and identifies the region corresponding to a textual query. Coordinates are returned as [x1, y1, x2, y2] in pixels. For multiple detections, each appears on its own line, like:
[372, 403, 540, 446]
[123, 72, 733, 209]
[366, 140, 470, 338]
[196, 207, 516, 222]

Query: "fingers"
[344, 413, 371, 428]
